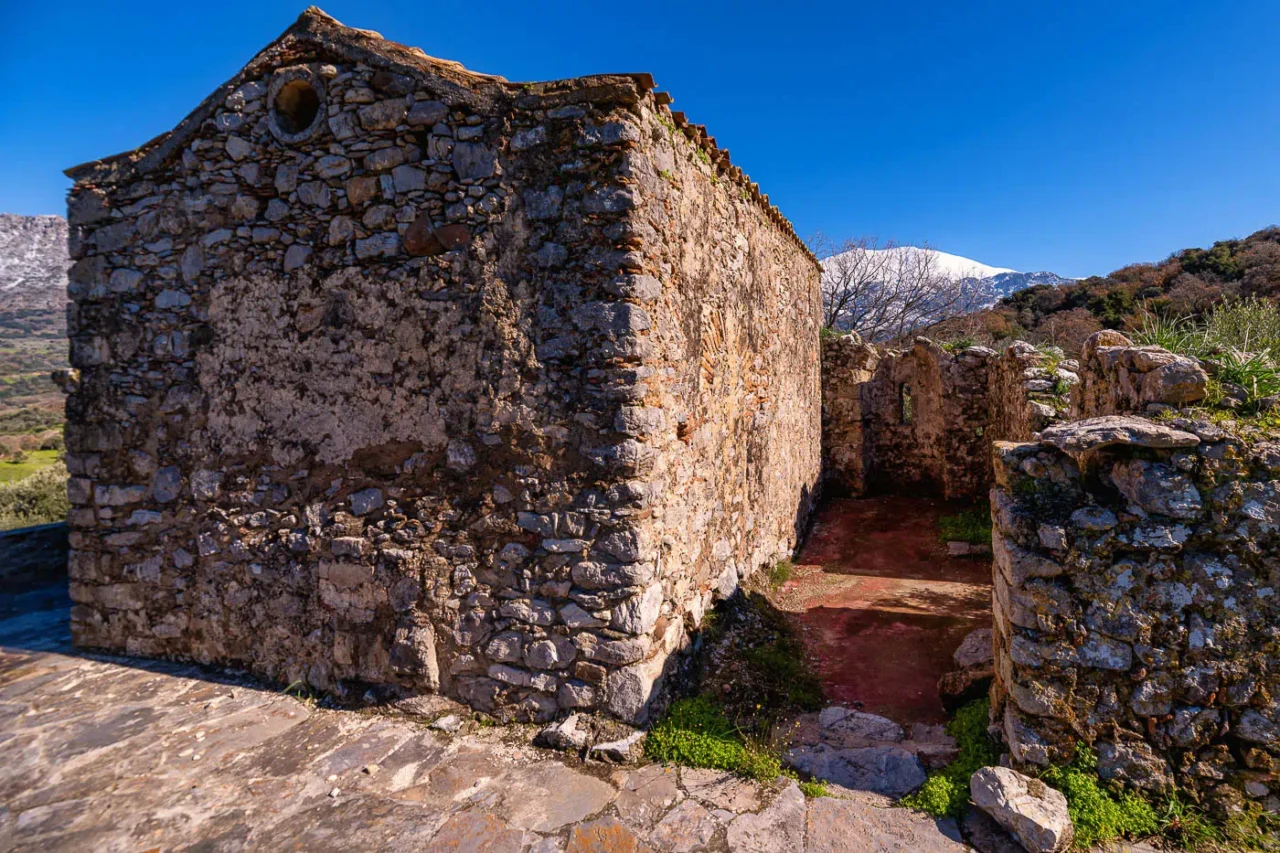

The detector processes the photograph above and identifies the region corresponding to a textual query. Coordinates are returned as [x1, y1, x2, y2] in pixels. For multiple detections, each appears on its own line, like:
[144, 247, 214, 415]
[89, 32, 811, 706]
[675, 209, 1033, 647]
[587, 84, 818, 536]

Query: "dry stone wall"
[991, 416, 1280, 812]
[1072, 330, 1209, 419]
[820, 336, 1073, 499]
[819, 334, 880, 494]
[62, 10, 819, 724]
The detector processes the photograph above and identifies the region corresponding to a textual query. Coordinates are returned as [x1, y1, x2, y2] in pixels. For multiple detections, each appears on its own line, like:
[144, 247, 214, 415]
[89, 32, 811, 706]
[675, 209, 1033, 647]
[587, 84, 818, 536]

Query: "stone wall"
[820, 337, 1073, 499]
[988, 341, 1075, 444]
[1072, 330, 1209, 419]
[820, 334, 880, 494]
[61, 10, 819, 723]
[991, 416, 1280, 811]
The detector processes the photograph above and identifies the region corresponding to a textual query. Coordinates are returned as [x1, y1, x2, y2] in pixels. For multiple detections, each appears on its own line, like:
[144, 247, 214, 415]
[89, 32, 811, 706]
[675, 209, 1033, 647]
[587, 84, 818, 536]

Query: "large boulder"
[1140, 358, 1208, 405]
[970, 766, 1074, 853]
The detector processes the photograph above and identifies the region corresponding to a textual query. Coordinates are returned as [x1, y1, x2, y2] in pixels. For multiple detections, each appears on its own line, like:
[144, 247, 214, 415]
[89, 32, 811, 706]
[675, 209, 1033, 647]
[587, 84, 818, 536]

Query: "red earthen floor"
[778, 495, 992, 726]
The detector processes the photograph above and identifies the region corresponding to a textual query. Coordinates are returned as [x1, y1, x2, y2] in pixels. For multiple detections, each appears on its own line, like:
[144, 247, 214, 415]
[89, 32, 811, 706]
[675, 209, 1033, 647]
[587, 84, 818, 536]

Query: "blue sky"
[3, 0, 1278, 277]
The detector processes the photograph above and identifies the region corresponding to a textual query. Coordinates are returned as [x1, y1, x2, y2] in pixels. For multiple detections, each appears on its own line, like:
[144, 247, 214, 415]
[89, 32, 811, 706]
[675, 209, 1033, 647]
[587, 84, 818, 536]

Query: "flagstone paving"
[0, 585, 970, 851]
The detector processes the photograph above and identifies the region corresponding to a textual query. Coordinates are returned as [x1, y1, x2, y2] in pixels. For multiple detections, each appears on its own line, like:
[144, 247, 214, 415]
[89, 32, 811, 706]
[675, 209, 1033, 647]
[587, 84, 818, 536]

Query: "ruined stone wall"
[858, 340, 992, 498]
[988, 342, 1075, 444]
[820, 334, 880, 494]
[991, 417, 1280, 811]
[591, 97, 823, 719]
[64, 29, 819, 725]
[819, 338, 1072, 500]
[1072, 330, 1209, 419]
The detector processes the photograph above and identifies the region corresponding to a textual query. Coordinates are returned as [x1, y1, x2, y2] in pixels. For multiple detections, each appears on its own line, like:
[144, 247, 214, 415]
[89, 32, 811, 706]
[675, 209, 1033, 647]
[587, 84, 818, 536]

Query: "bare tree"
[809, 233, 990, 341]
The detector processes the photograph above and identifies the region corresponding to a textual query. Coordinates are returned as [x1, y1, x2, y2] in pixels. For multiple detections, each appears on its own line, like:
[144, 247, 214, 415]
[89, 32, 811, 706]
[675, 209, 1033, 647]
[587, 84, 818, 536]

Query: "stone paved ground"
[0, 585, 970, 852]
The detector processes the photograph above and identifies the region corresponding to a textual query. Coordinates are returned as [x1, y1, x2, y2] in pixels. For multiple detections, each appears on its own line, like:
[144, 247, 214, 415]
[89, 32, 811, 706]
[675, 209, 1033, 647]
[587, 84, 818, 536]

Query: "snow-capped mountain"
[819, 244, 1075, 339]
[0, 214, 68, 337]
[857, 246, 1016, 282]
[828, 245, 1073, 305]
[981, 269, 1078, 302]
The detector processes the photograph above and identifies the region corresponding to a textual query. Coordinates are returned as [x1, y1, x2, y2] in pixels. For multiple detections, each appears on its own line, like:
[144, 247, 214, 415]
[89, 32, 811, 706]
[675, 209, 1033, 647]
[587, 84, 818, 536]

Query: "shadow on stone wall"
[0, 522, 68, 594]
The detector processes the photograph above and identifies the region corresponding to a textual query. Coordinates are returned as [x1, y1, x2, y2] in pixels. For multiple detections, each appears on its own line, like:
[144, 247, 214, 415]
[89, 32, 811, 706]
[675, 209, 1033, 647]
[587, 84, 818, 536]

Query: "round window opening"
[274, 79, 321, 135]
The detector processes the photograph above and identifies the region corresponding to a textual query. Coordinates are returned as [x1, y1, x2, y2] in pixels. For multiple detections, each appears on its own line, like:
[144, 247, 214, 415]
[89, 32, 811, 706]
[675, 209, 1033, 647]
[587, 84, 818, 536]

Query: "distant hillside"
[0, 214, 68, 446]
[926, 226, 1280, 355]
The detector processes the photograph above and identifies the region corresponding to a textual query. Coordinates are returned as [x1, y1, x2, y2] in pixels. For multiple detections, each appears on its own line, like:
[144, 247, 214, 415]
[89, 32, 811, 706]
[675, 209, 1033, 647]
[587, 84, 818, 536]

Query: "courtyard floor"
[0, 583, 972, 852]
[778, 495, 993, 726]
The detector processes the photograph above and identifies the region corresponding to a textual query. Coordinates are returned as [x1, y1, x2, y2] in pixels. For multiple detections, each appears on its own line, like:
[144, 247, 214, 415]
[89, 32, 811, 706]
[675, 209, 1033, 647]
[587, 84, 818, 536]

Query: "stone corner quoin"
[61, 7, 822, 724]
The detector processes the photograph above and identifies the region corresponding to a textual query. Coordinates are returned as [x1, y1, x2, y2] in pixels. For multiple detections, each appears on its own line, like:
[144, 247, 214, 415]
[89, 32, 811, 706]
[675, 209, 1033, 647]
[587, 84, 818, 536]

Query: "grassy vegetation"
[0, 448, 61, 483]
[1132, 297, 1280, 414]
[646, 589, 826, 786]
[901, 698, 1000, 818]
[938, 508, 993, 545]
[0, 460, 68, 530]
[940, 336, 978, 353]
[1039, 748, 1159, 848]
[903, 700, 1278, 850]
[798, 779, 832, 798]
[764, 559, 794, 589]
[645, 696, 783, 783]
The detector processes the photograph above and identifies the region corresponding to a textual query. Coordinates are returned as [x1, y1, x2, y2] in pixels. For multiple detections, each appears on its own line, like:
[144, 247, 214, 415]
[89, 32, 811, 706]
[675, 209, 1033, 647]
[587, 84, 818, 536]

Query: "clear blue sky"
[3, 1, 1279, 278]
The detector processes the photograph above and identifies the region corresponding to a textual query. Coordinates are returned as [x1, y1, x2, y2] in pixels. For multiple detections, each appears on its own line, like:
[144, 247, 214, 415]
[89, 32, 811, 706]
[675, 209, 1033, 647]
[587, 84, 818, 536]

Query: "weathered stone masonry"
[820, 335, 1073, 498]
[991, 416, 1280, 812]
[62, 9, 820, 723]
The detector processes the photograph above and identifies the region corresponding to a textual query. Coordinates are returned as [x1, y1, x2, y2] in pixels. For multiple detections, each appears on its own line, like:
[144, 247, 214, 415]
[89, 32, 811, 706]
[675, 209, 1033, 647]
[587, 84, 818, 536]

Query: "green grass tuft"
[1039, 748, 1159, 849]
[941, 336, 978, 353]
[938, 509, 992, 546]
[901, 698, 1000, 818]
[644, 697, 782, 783]
[799, 779, 831, 798]
[764, 559, 794, 589]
